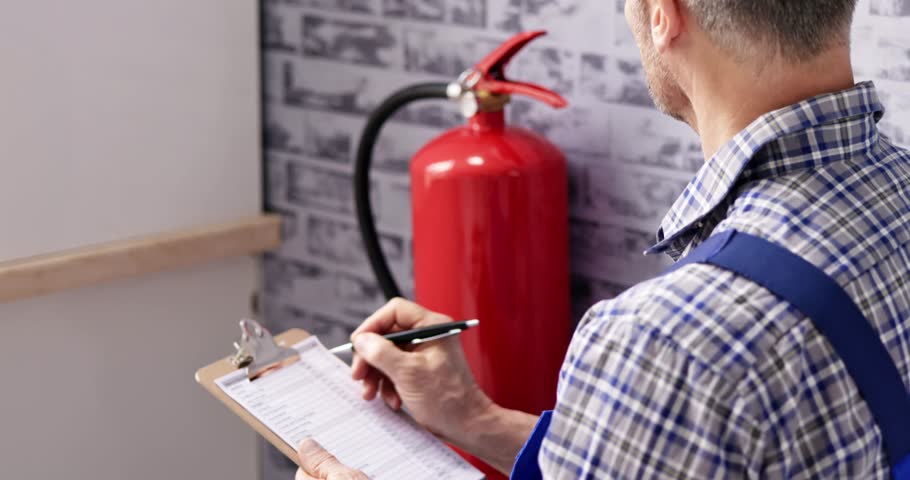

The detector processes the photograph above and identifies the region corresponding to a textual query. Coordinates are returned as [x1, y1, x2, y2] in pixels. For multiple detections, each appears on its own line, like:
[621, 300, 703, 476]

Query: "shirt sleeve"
[538, 299, 766, 480]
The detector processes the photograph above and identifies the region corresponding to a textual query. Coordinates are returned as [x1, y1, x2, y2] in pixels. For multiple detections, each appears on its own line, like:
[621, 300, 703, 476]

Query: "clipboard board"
[195, 319, 309, 466]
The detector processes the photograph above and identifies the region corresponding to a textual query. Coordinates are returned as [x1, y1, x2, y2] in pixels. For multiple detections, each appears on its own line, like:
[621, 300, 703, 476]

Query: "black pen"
[328, 319, 479, 354]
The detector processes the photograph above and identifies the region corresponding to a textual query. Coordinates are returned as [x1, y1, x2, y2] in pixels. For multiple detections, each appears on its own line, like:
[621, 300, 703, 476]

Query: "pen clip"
[409, 329, 462, 345]
[231, 318, 299, 380]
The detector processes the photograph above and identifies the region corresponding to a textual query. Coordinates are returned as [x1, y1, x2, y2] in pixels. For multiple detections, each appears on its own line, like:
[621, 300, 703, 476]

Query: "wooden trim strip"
[0, 214, 282, 303]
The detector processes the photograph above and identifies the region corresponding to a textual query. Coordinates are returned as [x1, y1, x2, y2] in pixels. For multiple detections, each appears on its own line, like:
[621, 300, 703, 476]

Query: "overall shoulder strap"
[671, 230, 910, 479]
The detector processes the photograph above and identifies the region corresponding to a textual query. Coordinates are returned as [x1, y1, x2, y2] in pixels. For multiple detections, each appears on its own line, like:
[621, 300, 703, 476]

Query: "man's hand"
[349, 298, 539, 475]
[295, 438, 368, 480]
[349, 298, 494, 445]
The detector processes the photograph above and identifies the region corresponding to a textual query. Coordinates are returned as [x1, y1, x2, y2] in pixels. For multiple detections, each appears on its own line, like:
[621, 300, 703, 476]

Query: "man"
[296, 0, 910, 478]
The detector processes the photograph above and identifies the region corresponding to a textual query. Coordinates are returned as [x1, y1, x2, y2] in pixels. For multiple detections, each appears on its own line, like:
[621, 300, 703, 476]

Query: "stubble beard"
[630, 6, 688, 123]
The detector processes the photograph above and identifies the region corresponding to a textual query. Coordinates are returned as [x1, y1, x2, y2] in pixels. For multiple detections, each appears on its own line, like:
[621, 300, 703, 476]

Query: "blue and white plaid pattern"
[540, 82, 910, 479]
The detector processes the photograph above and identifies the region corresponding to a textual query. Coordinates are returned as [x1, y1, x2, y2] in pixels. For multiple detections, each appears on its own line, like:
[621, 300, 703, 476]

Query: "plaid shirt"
[540, 82, 910, 479]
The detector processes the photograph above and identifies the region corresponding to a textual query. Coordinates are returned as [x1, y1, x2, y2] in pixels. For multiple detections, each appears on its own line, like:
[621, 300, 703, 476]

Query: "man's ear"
[650, 0, 683, 52]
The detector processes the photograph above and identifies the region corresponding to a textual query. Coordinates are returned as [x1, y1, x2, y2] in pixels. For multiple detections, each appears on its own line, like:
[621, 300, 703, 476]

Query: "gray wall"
[259, 0, 910, 476]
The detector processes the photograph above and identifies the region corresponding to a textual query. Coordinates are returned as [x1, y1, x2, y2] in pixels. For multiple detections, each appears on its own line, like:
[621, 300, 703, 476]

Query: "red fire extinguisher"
[354, 31, 570, 478]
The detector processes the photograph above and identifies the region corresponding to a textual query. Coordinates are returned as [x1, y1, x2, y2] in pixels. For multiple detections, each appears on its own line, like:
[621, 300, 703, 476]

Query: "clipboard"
[196, 319, 487, 480]
[195, 319, 309, 466]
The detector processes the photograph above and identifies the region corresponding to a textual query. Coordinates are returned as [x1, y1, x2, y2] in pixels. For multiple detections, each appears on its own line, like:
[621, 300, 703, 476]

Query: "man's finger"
[351, 353, 369, 381]
[380, 377, 401, 410]
[353, 298, 444, 337]
[352, 297, 421, 335]
[352, 332, 411, 379]
[298, 438, 338, 476]
[297, 439, 366, 479]
[361, 367, 382, 401]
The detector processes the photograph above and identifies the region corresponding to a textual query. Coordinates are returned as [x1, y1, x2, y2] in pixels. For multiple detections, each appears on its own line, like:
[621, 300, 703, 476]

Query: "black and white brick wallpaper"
[259, 0, 910, 476]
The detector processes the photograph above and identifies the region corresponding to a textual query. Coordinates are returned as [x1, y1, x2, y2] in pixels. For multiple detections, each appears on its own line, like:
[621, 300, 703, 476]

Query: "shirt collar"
[645, 81, 884, 256]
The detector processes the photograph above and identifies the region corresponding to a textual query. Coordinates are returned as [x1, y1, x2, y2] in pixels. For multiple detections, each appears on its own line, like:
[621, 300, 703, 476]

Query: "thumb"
[353, 332, 410, 377]
[297, 438, 367, 479]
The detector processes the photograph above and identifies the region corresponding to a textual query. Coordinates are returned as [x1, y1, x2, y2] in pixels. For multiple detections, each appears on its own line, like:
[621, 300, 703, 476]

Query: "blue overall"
[510, 230, 910, 480]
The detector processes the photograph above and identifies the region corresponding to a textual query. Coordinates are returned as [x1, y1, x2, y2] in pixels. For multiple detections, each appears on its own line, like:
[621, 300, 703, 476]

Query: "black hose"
[354, 82, 450, 300]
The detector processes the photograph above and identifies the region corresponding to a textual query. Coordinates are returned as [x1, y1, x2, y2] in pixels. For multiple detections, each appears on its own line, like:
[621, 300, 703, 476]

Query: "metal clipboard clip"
[230, 319, 299, 380]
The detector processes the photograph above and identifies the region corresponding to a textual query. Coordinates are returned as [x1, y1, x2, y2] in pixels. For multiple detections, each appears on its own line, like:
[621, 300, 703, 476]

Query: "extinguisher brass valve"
[476, 90, 512, 112]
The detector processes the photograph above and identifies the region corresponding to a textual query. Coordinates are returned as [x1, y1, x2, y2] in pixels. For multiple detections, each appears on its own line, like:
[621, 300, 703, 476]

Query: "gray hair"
[683, 0, 858, 60]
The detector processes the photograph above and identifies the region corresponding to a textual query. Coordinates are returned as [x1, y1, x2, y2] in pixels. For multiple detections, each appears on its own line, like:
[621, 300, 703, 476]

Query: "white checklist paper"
[216, 337, 485, 479]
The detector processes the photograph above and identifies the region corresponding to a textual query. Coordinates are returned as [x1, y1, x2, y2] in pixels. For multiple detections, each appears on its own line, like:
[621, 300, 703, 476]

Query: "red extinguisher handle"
[470, 30, 568, 109]
[478, 79, 568, 109]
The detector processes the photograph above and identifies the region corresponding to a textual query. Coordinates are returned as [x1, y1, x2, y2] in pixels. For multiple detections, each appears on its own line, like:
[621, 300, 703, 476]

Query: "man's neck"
[685, 47, 856, 160]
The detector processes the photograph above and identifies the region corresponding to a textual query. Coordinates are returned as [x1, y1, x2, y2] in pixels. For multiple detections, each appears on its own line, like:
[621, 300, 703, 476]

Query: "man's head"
[625, 0, 858, 124]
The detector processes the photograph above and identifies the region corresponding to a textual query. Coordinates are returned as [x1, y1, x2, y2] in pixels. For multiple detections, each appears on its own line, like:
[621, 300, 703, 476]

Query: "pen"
[329, 319, 479, 354]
